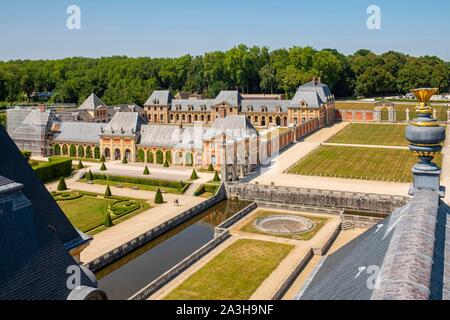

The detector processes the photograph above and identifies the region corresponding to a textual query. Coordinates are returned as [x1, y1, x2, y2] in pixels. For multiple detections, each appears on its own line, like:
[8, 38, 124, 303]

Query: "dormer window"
[187, 105, 193, 111]
[275, 106, 281, 112]
[262, 106, 267, 112]
[152, 98, 159, 105]
[246, 105, 253, 112]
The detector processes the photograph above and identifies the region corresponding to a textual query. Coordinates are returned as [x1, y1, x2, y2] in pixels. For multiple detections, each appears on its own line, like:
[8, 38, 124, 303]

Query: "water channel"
[95, 199, 251, 300]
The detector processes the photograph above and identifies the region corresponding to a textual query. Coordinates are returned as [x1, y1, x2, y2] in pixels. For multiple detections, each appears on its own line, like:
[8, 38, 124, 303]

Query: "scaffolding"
[6, 107, 56, 156]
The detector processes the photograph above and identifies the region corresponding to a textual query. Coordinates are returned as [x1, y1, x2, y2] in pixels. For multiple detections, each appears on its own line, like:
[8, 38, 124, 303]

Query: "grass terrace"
[240, 210, 327, 240]
[164, 239, 293, 300]
[53, 190, 150, 235]
[326, 123, 409, 146]
[287, 145, 443, 183]
[80, 173, 190, 194]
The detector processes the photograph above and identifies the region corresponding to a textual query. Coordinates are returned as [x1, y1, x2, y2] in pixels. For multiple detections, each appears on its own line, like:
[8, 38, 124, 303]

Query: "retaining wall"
[226, 182, 408, 213]
[84, 183, 227, 272]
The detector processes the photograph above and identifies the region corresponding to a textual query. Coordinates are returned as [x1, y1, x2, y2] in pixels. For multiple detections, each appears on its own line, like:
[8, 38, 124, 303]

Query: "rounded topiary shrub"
[154, 188, 164, 204]
[100, 162, 107, 171]
[105, 185, 112, 197]
[213, 171, 220, 182]
[190, 169, 198, 180]
[143, 166, 150, 175]
[57, 176, 67, 191]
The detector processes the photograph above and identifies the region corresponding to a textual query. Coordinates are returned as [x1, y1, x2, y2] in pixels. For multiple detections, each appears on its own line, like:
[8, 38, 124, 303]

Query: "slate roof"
[0, 127, 88, 250]
[8, 109, 54, 139]
[171, 99, 216, 112]
[144, 90, 173, 106]
[214, 91, 242, 107]
[53, 122, 104, 143]
[204, 115, 258, 141]
[78, 93, 106, 110]
[290, 80, 334, 108]
[296, 190, 450, 300]
[101, 112, 146, 137]
[240, 99, 291, 113]
[0, 176, 98, 299]
[139, 124, 204, 150]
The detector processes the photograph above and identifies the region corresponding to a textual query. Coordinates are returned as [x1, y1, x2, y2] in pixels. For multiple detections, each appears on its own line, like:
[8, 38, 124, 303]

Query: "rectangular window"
[211, 155, 216, 165]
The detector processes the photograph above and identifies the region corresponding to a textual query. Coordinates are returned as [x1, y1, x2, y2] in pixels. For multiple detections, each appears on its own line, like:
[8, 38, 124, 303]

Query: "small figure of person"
[174, 198, 179, 206]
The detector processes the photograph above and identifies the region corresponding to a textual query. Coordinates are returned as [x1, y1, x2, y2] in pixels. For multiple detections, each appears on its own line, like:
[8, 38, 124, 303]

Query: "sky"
[0, 0, 449, 61]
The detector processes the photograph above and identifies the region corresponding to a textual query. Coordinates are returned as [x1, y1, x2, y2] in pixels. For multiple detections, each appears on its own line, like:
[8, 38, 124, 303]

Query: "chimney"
[39, 104, 46, 112]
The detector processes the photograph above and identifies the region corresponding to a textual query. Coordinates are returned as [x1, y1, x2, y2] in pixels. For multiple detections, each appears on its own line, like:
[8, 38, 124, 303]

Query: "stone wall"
[84, 183, 227, 272]
[226, 182, 408, 213]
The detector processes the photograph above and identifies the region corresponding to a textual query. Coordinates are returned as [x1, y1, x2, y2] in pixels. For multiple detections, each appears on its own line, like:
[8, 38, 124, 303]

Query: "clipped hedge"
[33, 158, 72, 183]
[194, 183, 219, 196]
[89, 173, 185, 189]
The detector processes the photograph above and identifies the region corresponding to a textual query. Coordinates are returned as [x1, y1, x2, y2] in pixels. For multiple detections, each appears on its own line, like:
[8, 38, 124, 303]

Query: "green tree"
[104, 185, 112, 197]
[86, 170, 93, 180]
[156, 150, 164, 164]
[213, 171, 220, 182]
[77, 161, 84, 169]
[69, 144, 76, 157]
[100, 162, 107, 171]
[53, 144, 61, 155]
[100, 154, 105, 162]
[137, 148, 145, 162]
[77, 145, 84, 158]
[147, 150, 154, 163]
[154, 188, 164, 204]
[122, 157, 128, 164]
[190, 169, 198, 180]
[208, 164, 214, 171]
[57, 176, 67, 191]
[143, 166, 150, 175]
[163, 159, 169, 167]
[94, 147, 101, 159]
[104, 213, 113, 227]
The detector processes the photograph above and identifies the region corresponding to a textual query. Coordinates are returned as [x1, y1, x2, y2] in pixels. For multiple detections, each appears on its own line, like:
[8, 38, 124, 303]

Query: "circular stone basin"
[254, 215, 315, 235]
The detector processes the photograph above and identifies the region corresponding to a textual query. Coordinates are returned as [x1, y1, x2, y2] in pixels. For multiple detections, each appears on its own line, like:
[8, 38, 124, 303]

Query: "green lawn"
[326, 123, 409, 146]
[54, 190, 150, 234]
[240, 210, 327, 240]
[164, 239, 293, 300]
[287, 145, 442, 183]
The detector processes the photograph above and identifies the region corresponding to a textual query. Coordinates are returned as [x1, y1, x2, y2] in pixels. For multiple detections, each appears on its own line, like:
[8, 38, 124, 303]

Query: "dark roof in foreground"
[296, 190, 449, 300]
[0, 176, 100, 299]
[0, 127, 88, 250]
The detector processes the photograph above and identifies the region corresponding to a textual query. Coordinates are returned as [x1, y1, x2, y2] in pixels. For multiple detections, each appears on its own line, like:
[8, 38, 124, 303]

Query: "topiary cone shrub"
[154, 188, 164, 204]
[100, 155, 106, 162]
[104, 213, 113, 227]
[122, 157, 128, 164]
[163, 159, 169, 167]
[213, 171, 221, 182]
[57, 176, 67, 191]
[208, 164, 214, 171]
[100, 162, 107, 171]
[86, 169, 93, 181]
[105, 185, 112, 197]
[77, 161, 84, 169]
[143, 166, 150, 175]
[190, 169, 198, 180]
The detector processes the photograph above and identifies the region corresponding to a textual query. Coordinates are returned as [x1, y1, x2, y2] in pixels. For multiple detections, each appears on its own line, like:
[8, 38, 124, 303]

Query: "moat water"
[95, 199, 251, 300]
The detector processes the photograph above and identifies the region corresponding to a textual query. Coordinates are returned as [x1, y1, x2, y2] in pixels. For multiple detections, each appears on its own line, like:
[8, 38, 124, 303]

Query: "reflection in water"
[96, 199, 251, 300]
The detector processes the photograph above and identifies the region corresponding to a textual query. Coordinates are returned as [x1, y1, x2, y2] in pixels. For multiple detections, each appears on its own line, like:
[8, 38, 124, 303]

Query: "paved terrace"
[244, 122, 411, 197]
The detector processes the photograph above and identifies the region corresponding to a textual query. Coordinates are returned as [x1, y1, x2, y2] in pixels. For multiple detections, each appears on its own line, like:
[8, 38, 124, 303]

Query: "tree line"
[0, 44, 448, 106]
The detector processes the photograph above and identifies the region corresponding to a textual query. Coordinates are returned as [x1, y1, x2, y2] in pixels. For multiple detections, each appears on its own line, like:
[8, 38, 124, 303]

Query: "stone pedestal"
[405, 108, 410, 122]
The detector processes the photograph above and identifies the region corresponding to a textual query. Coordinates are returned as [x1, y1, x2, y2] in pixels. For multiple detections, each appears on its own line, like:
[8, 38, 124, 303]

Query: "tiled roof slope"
[53, 122, 104, 143]
[296, 190, 449, 300]
[0, 178, 97, 299]
[101, 112, 146, 137]
[78, 93, 106, 110]
[0, 127, 86, 250]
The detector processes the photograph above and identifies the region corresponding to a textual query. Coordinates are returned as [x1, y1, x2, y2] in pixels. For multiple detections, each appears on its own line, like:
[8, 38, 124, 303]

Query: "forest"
[0, 44, 449, 106]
